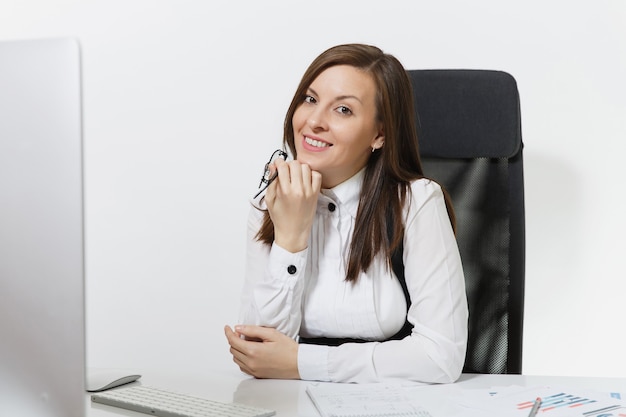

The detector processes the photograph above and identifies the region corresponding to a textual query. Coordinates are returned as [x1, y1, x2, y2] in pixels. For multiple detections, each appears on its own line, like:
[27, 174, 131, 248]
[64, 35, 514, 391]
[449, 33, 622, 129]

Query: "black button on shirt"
[328, 202, 336, 212]
[287, 265, 297, 275]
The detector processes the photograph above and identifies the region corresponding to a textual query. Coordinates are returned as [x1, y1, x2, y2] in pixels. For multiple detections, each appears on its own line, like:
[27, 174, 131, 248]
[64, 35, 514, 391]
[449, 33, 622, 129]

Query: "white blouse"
[239, 169, 468, 383]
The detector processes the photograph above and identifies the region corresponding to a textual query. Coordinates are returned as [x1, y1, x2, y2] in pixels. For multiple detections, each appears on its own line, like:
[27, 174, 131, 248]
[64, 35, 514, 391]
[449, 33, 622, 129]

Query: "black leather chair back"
[408, 70, 525, 374]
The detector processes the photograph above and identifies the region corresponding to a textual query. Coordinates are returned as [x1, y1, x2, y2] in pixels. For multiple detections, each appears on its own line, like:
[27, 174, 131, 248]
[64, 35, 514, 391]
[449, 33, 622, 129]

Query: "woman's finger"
[311, 170, 322, 193]
[234, 324, 276, 342]
[299, 163, 312, 194]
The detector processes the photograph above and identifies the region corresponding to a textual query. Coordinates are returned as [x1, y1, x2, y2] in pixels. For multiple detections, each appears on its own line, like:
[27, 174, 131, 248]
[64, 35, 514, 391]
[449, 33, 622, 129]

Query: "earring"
[371, 147, 375, 153]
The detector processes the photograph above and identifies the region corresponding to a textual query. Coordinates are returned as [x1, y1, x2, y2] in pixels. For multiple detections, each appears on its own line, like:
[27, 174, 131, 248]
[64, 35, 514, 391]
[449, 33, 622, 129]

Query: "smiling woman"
[225, 43, 468, 384]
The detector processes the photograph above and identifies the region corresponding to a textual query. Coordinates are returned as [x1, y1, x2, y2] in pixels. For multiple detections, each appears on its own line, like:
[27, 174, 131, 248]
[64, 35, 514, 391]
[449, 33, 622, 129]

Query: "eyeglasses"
[254, 149, 288, 199]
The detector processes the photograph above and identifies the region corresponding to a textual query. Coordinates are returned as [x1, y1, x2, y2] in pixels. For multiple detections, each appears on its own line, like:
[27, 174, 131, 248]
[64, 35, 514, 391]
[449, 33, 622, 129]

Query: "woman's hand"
[224, 325, 300, 380]
[264, 159, 321, 253]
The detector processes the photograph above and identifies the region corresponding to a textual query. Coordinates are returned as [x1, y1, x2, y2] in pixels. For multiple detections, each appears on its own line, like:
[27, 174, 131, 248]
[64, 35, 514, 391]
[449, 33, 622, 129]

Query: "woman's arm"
[228, 161, 323, 378]
[228, 204, 308, 379]
[238, 159, 321, 337]
[238, 204, 308, 338]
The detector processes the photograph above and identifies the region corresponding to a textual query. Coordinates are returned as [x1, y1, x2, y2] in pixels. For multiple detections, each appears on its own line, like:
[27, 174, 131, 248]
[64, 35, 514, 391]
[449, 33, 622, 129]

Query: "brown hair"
[256, 43, 455, 281]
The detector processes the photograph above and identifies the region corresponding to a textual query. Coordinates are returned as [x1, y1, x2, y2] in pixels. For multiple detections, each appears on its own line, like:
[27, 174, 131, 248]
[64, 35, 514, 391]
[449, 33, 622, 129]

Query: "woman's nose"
[307, 107, 328, 130]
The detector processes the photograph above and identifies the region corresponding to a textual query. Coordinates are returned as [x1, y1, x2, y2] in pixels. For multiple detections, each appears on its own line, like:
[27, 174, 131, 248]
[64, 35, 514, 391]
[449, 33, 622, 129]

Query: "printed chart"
[456, 385, 626, 417]
[516, 391, 626, 416]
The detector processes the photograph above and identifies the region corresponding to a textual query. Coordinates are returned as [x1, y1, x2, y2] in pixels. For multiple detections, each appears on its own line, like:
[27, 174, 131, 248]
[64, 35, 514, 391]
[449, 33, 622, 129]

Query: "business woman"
[225, 43, 468, 384]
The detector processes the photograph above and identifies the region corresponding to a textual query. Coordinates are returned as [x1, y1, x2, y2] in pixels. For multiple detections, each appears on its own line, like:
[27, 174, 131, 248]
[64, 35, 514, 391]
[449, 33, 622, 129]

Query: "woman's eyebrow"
[336, 94, 362, 104]
[307, 87, 363, 104]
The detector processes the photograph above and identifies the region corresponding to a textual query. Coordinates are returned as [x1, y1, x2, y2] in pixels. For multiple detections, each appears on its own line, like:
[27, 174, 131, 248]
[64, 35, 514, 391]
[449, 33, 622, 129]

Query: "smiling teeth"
[305, 137, 330, 148]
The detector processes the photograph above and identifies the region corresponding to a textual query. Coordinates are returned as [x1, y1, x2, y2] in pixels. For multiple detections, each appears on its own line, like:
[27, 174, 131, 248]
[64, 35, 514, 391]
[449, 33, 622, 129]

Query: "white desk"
[86, 364, 626, 416]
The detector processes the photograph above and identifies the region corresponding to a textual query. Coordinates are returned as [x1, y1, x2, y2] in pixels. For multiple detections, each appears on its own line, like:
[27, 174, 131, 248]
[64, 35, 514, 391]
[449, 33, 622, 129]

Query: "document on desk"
[454, 385, 626, 417]
[306, 382, 432, 417]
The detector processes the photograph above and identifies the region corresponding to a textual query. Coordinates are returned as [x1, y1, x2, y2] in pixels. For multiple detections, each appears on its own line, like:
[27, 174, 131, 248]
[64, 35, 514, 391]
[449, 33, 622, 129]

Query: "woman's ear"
[371, 130, 385, 151]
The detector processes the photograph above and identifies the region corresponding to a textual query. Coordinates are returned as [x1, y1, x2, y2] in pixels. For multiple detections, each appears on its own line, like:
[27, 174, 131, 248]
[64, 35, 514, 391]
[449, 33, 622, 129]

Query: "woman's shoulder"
[402, 178, 449, 226]
[407, 177, 444, 198]
[401, 177, 447, 215]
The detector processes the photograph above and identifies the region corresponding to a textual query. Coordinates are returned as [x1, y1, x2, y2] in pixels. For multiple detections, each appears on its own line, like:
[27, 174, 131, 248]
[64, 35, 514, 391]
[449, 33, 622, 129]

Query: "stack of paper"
[306, 382, 433, 417]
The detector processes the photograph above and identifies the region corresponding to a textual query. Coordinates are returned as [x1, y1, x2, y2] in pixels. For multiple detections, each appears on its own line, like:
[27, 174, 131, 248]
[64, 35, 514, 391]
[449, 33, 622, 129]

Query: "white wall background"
[2, 0, 625, 378]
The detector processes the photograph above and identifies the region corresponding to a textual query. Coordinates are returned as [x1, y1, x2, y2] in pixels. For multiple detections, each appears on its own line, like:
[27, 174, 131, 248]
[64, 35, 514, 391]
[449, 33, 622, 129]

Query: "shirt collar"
[320, 168, 364, 218]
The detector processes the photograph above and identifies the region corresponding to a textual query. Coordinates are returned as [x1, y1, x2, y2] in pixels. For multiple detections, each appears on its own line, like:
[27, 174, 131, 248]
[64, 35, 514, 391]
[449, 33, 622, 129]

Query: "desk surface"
[86, 364, 626, 416]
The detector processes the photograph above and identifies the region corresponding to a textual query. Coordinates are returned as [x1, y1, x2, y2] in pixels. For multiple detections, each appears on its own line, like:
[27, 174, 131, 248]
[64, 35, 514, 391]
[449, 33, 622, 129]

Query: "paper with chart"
[454, 385, 626, 417]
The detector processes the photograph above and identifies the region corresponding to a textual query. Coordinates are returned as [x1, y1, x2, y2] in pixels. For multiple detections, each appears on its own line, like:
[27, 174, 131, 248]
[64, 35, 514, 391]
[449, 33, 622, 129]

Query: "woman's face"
[292, 65, 384, 189]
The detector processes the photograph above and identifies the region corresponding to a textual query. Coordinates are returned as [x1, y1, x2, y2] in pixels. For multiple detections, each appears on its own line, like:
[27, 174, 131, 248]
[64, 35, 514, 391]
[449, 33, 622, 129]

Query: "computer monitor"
[0, 37, 85, 416]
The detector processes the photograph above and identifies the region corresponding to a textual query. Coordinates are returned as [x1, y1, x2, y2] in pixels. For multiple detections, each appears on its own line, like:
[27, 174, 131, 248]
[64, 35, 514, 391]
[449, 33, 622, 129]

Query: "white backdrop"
[2, 0, 625, 378]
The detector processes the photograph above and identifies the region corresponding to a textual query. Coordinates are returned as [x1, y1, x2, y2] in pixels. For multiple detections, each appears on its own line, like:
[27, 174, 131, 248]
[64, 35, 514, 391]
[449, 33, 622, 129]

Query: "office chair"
[408, 70, 525, 374]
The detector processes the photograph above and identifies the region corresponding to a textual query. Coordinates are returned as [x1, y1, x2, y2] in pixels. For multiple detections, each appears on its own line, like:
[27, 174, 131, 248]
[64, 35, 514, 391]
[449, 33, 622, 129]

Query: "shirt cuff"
[268, 243, 307, 285]
[297, 343, 331, 382]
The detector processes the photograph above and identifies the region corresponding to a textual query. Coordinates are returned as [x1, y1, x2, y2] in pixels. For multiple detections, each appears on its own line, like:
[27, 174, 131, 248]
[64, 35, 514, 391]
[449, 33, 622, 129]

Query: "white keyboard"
[91, 385, 276, 417]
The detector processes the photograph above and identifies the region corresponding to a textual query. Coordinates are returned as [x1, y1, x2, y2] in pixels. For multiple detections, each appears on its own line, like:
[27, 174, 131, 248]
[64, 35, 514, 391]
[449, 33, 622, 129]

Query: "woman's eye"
[337, 106, 352, 115]
[304, 95, 316, 104]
